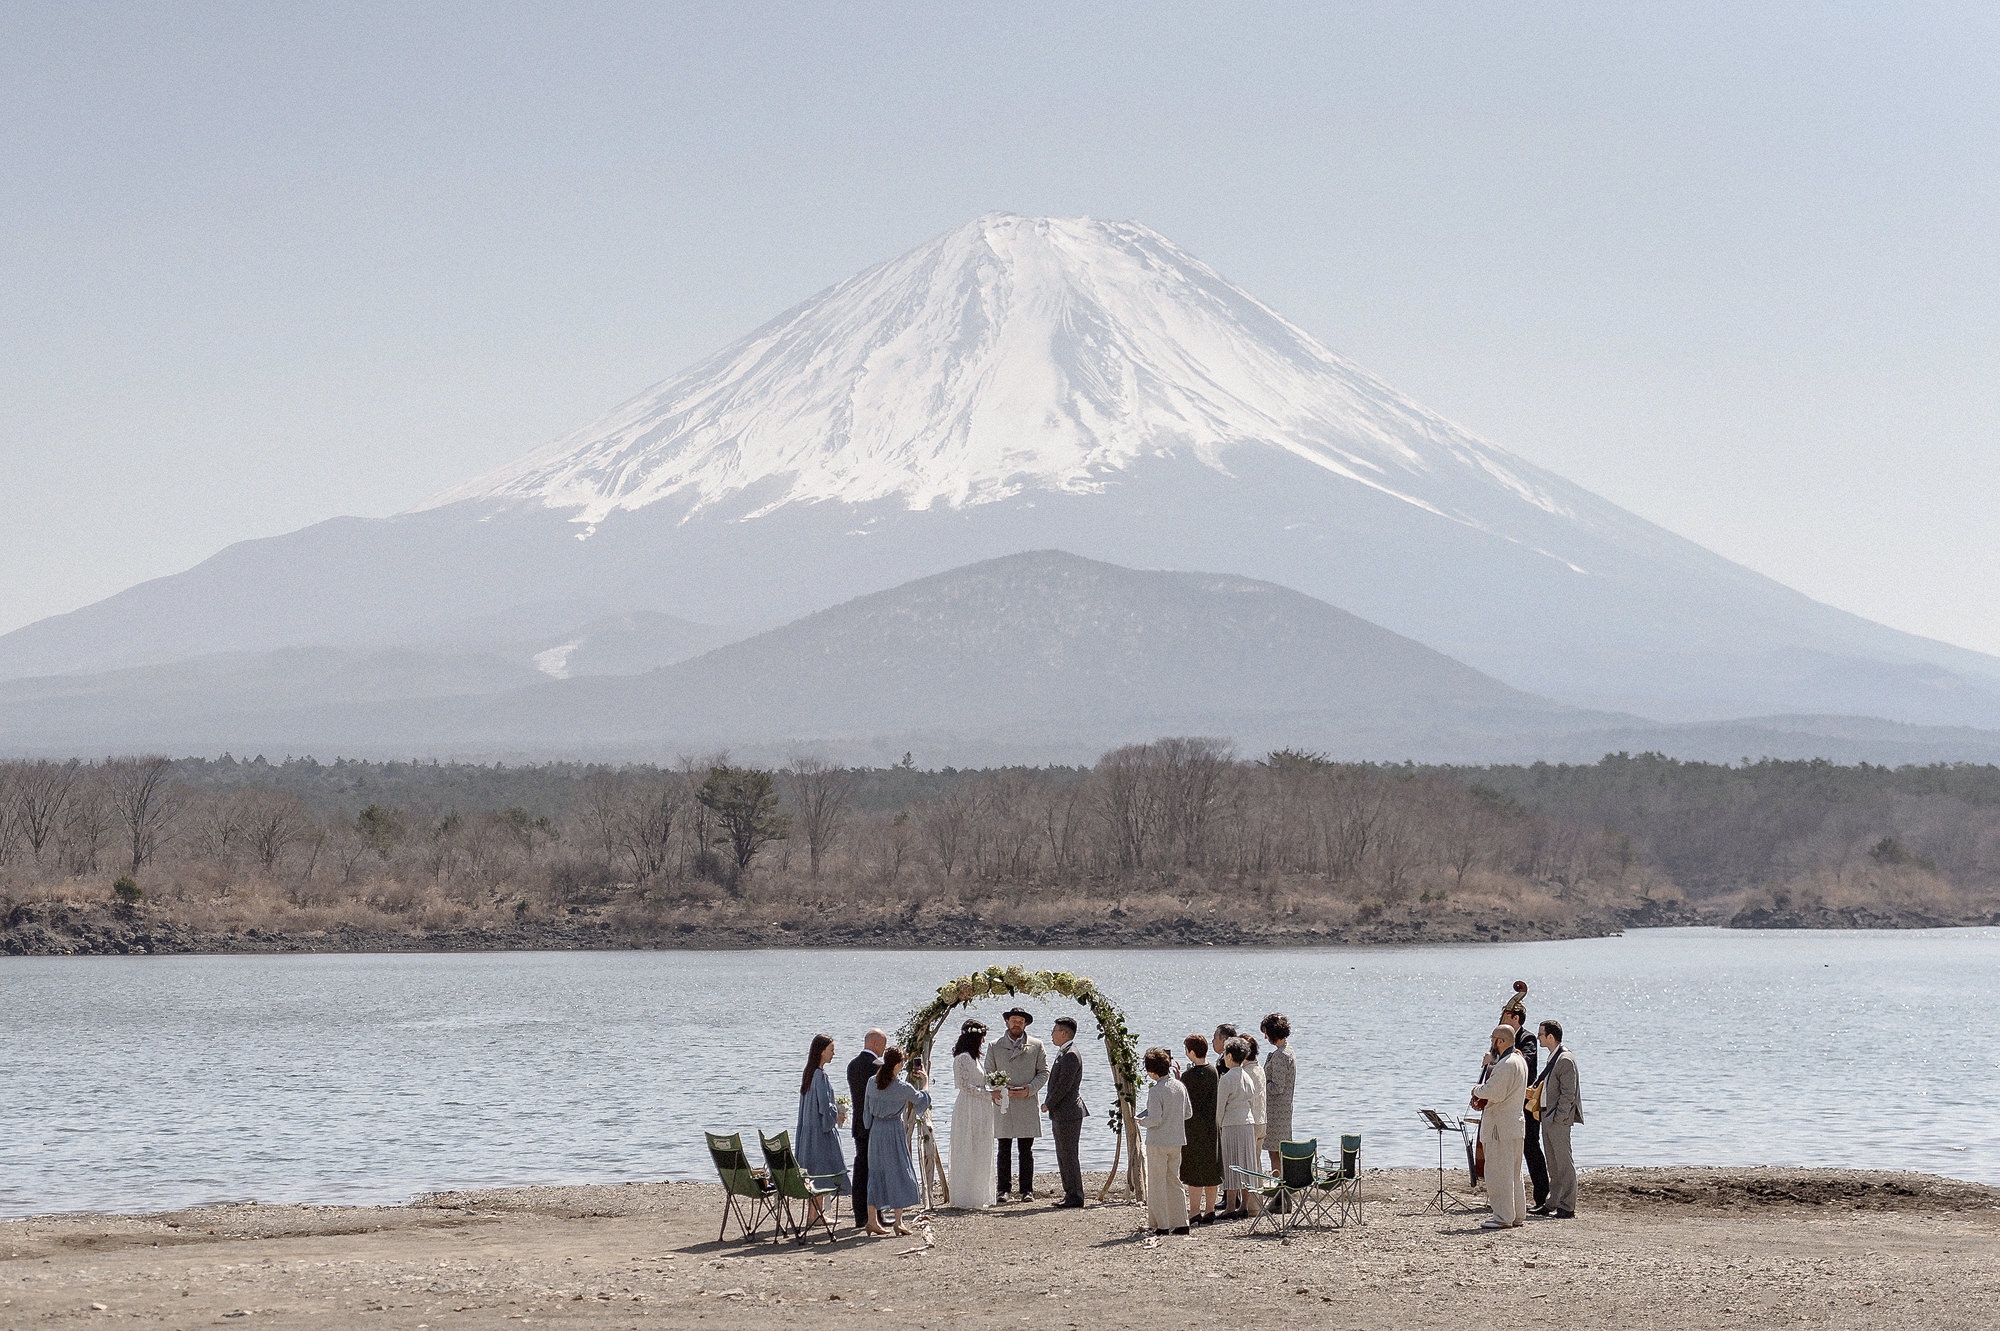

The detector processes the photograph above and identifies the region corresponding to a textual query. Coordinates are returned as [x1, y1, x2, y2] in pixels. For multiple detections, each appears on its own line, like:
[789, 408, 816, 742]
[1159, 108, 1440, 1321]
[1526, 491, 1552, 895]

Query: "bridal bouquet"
[986, 1070, 1010, 1090]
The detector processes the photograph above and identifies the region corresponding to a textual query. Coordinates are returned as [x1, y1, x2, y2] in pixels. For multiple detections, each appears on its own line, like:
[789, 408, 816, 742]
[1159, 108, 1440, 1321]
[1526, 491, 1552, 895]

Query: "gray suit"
[1538, 1045, 1584, 1215]
[1044, 1041, 1089, 1205]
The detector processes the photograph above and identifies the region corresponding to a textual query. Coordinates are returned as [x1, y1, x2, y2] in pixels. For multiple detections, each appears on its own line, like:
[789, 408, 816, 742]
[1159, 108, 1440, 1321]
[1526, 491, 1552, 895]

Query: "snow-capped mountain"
[5, 212, 2000, 744]
[421, 213, 1587, 536]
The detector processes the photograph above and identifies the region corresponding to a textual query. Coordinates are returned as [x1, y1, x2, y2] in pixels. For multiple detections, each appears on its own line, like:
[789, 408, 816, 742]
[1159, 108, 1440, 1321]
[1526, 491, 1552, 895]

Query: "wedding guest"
[1043, 1017, 1089, 1209]
[1470, 1024, 1528, 1230]
[795, 1033, 849, 1225]
[1241, 1032, 1268, 1159]
[1136, 1047, 1193, 1235]
[1216, 1037, 1260, 1219]
[947, 1020, 998, 1210]
[1260, 1013, 1296, 1172]
[863, 1046, 931, 1236]
[1500, 983, 1550, 1213]
[1177, 1035, 1222, 1224]
[845, 1028, 886, 1230]
[1533, 1020, 1584, 1220]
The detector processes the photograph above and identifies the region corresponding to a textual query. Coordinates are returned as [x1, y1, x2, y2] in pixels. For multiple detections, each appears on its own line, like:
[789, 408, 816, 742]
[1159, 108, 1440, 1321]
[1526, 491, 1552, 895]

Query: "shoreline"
[7, 897, 1996, 958]
[5, 1168, 1996, 1329]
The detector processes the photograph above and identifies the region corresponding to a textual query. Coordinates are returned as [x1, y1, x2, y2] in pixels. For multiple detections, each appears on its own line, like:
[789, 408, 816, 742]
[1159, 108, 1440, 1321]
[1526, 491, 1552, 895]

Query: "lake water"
[2, 928, 1996, 1218]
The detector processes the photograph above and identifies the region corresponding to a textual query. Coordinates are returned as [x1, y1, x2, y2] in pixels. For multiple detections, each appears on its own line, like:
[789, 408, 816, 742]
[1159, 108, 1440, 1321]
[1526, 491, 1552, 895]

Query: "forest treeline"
[2, 746, 1996, 950]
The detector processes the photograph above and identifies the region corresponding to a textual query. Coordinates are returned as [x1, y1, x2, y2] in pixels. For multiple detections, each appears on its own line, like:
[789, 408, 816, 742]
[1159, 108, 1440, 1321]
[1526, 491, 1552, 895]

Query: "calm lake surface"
[3, 928, 1996, 1217]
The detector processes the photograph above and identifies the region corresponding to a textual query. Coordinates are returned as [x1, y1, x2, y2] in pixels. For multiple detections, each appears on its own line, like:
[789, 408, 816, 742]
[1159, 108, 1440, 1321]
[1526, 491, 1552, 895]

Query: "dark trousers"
[1523, 1115, 1550, 1209]
[851, 1127, 871, 1225]
[1052, 1116, 1085, 1203]
[996, 1137, 1035, 1196]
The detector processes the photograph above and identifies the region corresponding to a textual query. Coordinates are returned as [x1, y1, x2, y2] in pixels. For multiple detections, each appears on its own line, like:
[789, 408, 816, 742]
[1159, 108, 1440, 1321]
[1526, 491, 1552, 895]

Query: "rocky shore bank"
[2, 891, 1991, 957]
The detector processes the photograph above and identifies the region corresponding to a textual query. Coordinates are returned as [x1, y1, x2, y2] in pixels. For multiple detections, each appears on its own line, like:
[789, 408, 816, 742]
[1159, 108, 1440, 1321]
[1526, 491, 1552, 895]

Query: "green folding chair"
[1311, 1133, 1363, 1227]
[758, 1128, 848, 1243]
[706, 1131, 779, 1242]
[1240, 1139, 1320, 1235]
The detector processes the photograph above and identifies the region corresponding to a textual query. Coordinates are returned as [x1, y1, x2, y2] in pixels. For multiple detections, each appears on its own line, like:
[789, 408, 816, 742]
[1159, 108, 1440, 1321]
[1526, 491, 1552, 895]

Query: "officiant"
[983, 1006, 1048, 1202]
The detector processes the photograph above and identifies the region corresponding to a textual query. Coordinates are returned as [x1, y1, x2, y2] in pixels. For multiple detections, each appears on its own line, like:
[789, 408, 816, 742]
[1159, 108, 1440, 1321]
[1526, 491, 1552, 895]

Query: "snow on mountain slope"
[7, 213, 2000, 743]
[420, 214, 1602, 551]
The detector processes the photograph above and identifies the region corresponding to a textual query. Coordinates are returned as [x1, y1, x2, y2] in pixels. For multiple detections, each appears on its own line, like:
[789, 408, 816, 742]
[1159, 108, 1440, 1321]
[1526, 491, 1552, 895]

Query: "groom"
[1043, 1016, 1089, 1208]
[984, 1007, 1047, 1201]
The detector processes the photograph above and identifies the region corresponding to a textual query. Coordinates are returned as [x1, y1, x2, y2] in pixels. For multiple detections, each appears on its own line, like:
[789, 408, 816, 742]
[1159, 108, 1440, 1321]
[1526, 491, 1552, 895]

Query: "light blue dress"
[864, 1077, 932, 1210]
[795, 1067, 848, 1193]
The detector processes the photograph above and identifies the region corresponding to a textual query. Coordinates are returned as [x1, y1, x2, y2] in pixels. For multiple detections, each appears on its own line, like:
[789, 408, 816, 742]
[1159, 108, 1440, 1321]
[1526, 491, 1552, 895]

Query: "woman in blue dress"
[795, 1033, 849, 1225]
[863, 1045, 932, 1235]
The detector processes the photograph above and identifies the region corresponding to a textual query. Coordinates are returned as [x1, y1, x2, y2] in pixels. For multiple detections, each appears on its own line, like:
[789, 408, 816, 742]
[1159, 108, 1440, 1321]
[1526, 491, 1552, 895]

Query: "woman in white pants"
[1136, 1047, 1193, 1234]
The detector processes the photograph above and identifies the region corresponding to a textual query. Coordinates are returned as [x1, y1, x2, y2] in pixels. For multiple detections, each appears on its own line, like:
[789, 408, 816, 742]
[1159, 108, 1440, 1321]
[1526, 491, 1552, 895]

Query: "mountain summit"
[5, 213, 2000, 740]
[422, 213, 1578, 534]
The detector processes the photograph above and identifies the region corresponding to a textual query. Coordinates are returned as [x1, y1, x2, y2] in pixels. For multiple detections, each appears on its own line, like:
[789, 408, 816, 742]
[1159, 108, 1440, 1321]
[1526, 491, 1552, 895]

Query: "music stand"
[1417, 1109, 1478, 1215]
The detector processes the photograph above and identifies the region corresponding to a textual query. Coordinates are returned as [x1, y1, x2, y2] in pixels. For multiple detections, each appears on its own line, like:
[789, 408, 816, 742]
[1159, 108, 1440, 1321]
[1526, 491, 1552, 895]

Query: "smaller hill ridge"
[492, 550, 1590, 758]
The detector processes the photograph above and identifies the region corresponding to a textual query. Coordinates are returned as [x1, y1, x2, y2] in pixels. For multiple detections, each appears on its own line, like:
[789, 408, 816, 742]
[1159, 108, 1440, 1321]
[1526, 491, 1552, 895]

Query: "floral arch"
[896, 963, 1146, 1200]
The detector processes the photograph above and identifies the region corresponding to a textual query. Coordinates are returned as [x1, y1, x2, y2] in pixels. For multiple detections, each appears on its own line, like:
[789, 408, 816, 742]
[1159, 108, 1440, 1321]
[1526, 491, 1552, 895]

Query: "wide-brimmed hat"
[1001, 1007, 1035, 1024]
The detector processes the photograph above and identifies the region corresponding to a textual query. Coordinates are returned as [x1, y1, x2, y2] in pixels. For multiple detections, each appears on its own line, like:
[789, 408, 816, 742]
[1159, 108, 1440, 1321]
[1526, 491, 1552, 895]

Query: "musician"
[1470, 1023, 1529, 1229]
[1499, 984, 1550, 1213]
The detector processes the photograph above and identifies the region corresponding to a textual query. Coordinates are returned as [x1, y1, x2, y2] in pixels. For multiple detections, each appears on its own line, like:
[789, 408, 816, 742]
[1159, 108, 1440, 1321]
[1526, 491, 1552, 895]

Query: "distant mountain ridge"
[7, 551, 2000, 768]
[4, 213, 2000, 752]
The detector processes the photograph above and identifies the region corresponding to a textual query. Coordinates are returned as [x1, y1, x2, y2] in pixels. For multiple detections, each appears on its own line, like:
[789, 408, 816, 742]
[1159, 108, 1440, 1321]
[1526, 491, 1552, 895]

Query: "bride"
[946, 1019, 999, 1209]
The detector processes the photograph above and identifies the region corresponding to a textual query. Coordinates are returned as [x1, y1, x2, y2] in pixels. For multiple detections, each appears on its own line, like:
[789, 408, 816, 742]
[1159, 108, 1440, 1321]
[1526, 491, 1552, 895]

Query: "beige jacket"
[1472, 1048, 1528, 1143]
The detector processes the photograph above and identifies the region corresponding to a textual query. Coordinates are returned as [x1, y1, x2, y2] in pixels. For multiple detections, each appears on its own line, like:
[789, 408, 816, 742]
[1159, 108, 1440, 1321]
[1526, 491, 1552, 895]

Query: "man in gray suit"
[1043, 1016, 1090, 1208]
[985, 1007, 1048, 1201]
[1533, 1019, 1584, 1219]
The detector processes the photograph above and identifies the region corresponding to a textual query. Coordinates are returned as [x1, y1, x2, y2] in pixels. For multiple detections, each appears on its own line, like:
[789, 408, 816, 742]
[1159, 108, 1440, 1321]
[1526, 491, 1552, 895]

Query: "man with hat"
[984, 1007, 1048, 1202]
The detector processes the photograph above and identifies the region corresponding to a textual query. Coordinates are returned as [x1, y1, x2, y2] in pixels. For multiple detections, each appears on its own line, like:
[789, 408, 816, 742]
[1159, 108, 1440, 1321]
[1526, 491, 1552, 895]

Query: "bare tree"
[0, 763, 18, 867]
[240, 791, 313, 872]
[104, 756, 182, 874]
[783, 756, 853, 879]
[11, 758, 80, 864]
[1093, 744, 1163, 871]
[619, 772, 684, 880]
[1154, 736, 1236, 868]
[918, 788, 971, 876]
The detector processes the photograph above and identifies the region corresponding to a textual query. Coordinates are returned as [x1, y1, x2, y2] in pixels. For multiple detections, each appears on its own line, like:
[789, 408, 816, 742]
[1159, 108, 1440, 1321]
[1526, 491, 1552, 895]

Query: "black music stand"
[1417, 1109, 1478, 1215]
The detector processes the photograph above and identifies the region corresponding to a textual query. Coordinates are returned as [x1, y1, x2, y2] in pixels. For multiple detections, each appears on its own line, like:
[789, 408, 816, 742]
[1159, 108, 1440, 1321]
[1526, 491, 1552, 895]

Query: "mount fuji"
[5, 212, 2000, 755]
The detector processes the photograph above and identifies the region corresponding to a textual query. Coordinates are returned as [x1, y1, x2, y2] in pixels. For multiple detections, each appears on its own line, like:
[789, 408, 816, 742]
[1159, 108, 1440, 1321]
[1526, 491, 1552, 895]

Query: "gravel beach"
[5, 1168, 1997, 1329]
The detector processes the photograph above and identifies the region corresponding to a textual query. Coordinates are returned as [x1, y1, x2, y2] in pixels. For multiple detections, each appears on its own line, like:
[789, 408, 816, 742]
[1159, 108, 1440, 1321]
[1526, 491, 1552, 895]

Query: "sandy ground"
[4, 1168, 1997, 1330]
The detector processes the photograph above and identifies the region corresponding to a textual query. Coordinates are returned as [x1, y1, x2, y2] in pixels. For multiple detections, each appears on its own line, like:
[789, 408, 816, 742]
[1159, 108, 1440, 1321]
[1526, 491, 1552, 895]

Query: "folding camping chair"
[758, 1128, 847, 1243]
[706, 1131, 780, 1242]
[1236, 1139, 1322, 1236]
[1310, 1133, 1363, 1227]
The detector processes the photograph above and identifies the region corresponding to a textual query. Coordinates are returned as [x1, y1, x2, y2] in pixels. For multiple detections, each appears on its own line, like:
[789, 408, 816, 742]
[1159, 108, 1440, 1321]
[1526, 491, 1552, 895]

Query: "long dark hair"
[800, 1033, 834, 1096]
[953, 1020, 987, 1059]
[875, 1046, 906, 1091]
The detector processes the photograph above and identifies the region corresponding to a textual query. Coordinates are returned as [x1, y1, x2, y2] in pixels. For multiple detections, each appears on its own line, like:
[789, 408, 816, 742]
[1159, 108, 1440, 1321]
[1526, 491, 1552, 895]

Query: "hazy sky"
[5, 3, 1997, 651]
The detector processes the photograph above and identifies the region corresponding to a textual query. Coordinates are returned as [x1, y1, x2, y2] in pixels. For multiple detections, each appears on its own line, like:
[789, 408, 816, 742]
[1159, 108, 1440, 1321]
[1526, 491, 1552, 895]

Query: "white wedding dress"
[947, 1051, 998, 1209]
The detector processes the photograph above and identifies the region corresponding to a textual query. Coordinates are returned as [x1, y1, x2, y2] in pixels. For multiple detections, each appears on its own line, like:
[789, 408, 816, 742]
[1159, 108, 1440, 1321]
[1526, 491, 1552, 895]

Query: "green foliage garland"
[894, 963, 1142, 1117]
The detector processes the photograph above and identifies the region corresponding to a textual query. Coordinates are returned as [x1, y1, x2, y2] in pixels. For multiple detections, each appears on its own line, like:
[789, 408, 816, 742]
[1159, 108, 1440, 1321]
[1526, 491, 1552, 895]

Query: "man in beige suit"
[1470, 1024, 1528, 1229]
[1534, 1020, 1584, 1219]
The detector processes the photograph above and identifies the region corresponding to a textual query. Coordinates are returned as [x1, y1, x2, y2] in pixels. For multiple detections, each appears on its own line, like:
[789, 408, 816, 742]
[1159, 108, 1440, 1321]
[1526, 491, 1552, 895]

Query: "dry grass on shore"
[2, 859, 1639, 953]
